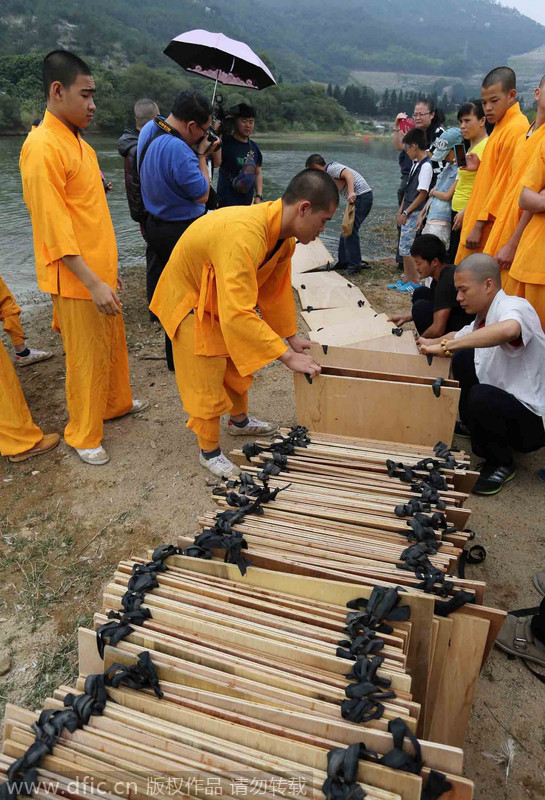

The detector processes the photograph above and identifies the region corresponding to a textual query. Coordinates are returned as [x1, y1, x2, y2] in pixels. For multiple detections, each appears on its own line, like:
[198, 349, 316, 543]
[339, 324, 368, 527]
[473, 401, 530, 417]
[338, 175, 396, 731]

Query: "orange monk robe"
[19, 110, 132, 449]
[0, 275, 24, 346]
[0, 339, 43, 456]
[505, 139, 545, 328]
[151, 199, 297, 447]
[484, 123, 545, 283]
[456, 103, 528, 263]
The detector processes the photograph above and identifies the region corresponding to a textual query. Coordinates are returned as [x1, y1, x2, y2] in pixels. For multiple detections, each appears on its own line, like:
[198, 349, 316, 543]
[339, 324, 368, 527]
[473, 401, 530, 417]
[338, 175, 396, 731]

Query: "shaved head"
[455, 254, 501, 287]
[540, 75, 545, 89]
[482, 67, 516, 93]
[134, 98, 159, 129]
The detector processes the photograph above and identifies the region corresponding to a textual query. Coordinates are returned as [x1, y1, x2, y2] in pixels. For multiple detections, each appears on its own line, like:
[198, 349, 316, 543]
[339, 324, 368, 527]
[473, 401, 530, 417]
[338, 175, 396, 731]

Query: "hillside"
[1, 0, 544, 83]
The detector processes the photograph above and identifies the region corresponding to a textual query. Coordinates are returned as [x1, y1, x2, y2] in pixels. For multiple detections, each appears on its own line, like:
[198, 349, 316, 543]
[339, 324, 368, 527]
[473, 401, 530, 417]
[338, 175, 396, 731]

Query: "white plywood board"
[302, 304, 377, 329]
[291, 238, 335, 274]
[308, 314, 396, 346]
[297, 283, 367, 311]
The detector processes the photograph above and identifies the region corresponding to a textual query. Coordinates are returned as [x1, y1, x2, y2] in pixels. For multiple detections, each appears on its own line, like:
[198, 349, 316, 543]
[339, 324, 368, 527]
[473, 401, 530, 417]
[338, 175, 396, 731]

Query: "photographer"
[137, 89, 218, 301]
[138, 90, 219, 367]
[215, 103, 263, 207]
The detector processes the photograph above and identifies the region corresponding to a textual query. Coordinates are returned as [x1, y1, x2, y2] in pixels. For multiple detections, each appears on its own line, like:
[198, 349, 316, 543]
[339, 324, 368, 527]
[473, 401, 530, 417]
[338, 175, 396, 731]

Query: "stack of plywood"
[1, 429, 500, 800]
[292, 241, 418, 355]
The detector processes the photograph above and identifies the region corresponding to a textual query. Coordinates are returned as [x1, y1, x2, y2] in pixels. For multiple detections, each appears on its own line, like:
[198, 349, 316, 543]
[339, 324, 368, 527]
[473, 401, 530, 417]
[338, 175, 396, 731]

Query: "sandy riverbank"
[0, 258, 544, 799]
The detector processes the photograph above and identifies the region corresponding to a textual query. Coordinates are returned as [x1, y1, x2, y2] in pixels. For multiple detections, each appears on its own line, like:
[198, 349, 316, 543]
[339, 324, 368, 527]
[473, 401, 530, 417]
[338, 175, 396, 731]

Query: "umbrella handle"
[211, 69, 220, 106]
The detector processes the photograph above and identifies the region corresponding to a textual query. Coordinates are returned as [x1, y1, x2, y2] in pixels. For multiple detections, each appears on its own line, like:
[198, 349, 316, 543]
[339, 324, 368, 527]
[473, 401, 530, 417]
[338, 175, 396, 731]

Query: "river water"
[0, 135, 400, 304]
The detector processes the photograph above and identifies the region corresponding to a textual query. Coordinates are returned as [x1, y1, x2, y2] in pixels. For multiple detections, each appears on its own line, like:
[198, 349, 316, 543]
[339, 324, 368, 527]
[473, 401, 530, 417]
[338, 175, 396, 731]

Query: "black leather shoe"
[454, 421, 471, 438]
[472, 461, 516, 495]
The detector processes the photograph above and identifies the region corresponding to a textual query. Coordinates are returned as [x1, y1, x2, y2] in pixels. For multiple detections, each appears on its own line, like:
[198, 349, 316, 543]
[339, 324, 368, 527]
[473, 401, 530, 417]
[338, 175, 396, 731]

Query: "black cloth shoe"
[333, 261, 348, 271]
[472, 461, 516, 495]
[454, 421, 471, 438]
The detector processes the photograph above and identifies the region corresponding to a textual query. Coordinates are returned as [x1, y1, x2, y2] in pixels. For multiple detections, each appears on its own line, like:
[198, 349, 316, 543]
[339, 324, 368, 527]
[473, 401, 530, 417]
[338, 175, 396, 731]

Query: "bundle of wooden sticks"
[1, 428, 505, 800]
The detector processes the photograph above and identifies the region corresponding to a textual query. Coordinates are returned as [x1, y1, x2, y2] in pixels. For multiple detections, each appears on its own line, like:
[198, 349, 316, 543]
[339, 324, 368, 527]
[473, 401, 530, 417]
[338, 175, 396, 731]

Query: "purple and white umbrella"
[164, 29, 276, 101]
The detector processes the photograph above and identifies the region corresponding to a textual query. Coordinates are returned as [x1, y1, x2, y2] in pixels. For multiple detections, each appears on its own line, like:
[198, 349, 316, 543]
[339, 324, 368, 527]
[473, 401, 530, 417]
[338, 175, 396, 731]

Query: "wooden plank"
[428, 614, 489, 748]
[423, 616, 452, 739]
[345, 332, 419, 355]
[309, 343, 451, 379]
[167, 557, 434, 711]
[294, 372, 459, 447]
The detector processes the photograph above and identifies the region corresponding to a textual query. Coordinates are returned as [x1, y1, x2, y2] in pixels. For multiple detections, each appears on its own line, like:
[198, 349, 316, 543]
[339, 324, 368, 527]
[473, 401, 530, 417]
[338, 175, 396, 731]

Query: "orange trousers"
[503, 275, 545, 330]
[52, 295, 133, 449]
[0, 338, 43, 456]
[171, 314, 252, 450]
[0, 276, 24, 346]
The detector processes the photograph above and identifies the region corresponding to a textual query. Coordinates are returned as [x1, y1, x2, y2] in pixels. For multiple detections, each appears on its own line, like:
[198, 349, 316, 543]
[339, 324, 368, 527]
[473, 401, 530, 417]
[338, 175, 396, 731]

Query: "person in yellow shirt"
[455, 67, 528, 263]
[484, 76, 545, 286]
[0, 275, 53, 366]
[1, 338, 59, 462]
[19, 50, 148, 466]
[448, 100, 488, 262]
[151, 169, 336, 478]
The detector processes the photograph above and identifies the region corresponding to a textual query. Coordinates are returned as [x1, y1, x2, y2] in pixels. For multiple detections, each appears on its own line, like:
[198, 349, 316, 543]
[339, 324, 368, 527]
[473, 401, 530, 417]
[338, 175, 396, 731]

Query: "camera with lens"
[213, 94, 237, 139]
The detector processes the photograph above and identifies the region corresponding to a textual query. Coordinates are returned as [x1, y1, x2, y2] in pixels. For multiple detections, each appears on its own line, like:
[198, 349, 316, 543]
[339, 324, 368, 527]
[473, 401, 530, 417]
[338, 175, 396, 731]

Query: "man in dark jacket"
[118, 98, 160, 318]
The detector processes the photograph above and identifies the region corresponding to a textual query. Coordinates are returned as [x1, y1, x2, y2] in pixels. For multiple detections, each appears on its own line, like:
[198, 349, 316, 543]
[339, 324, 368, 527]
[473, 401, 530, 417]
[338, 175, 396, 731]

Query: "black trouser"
[139, 220, 162, 321]
[396, 178, 408, 267]
[145, 215, 197, 370]
[451, 348, 545, 465]
[411, 286, 434, 336]
[447, 210, 461, 264]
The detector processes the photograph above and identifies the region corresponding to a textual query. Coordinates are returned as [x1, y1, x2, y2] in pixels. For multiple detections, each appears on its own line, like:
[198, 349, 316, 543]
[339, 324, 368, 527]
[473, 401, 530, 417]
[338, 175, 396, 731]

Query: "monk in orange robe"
[151, 169, 336, 478]
[505, 123, 545, 327]
[19, 50, 147, 466]
[484, 76, 545, 285]
[0, 338, 59, 461]
[0, 275, 53, 366]
[456, 66, 528, 264]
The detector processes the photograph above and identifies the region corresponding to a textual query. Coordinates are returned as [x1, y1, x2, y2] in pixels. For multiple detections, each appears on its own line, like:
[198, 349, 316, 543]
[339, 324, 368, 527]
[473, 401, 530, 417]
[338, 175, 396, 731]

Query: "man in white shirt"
[419, 253, 545, 495]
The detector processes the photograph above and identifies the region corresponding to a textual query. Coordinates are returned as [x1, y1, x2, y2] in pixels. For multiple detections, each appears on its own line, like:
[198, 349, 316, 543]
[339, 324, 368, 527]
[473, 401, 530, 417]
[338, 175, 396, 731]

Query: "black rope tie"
[335, 588, 410, 724]
[241, 425, 311, 463]
[0, 653, 162, 800]
[95, 544, 183, 657]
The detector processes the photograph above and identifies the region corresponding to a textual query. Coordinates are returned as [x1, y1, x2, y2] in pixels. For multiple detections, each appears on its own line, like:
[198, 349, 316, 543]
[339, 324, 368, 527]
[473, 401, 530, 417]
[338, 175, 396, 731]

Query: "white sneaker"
[227, 416, 279, 437]
[127, 399, 150, 415]
[15, 348, 53, 367]
[75, 446, 110, 465]
[199, 451, 240, 478]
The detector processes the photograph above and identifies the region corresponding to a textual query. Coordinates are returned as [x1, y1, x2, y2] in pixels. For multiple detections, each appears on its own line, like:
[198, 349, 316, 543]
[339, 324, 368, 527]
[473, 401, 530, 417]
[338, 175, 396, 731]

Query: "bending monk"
[0, 275, 52, 366]
[19, 50, 148, 466]
[0, 339, 59, 462]
[150, 169, 338, 478]
[456, 67, 528, 263]
[484, 76, 545, 280]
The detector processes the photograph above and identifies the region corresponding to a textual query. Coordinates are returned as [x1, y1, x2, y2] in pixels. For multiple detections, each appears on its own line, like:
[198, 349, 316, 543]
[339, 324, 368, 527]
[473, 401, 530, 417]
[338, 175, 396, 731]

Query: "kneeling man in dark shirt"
[390, 234, 474, 337]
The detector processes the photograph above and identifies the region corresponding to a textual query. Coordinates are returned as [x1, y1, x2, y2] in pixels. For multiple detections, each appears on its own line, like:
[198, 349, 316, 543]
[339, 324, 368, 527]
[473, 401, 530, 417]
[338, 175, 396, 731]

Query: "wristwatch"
[255, 194, 263, 199]
[401, 210, 408, 216]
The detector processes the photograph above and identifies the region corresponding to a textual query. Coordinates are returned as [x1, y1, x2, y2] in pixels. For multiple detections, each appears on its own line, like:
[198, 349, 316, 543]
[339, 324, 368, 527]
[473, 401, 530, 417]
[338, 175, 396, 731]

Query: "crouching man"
[419, 253, 545, 495]
[151, 169, 337, 478]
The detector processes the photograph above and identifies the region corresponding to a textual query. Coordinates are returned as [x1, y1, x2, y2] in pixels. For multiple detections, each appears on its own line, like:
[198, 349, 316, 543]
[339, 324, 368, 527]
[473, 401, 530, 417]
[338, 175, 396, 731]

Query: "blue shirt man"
[138, 117, 209, 222]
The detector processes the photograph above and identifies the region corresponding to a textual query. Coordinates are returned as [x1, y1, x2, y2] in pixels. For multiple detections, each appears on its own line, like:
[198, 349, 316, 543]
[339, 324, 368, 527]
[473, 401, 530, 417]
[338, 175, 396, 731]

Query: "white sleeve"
[454, 323, 474, 339]
[417, 162, 433, 192]
[498, 307, 536, 357]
